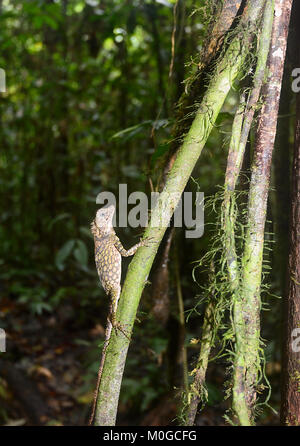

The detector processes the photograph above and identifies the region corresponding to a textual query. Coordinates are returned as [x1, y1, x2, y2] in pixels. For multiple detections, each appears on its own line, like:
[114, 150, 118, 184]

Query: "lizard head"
[95, 204, 115, 233]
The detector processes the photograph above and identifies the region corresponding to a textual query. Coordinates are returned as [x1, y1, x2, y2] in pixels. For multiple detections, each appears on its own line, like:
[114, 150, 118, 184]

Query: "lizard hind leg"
[109, 286, 130, 340]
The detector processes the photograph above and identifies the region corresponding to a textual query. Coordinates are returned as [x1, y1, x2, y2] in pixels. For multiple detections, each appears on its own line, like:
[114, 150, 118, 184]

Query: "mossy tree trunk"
[234, 0, 293, 425]
[229, 0, 275, 425]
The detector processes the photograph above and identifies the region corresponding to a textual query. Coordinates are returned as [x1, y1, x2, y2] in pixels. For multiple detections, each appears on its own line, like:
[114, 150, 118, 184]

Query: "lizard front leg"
[113, 235, 152, 257]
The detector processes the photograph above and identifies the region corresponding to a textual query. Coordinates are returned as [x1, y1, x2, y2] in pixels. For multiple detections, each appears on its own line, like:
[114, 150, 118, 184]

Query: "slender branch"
[222, 98, 251, 425]
[185, 262, 215, 426]
[228, 0, 275, 425]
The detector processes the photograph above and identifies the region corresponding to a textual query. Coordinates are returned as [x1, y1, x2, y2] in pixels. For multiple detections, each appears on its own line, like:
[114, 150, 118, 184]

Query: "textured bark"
[161, 0, 244, 185]
[238, 0, 292, 423]
[281, 0, 300, 423]
[230, 0, 275, 425]
[93, 0, 266, 426]
[224, 98, 250, 425]
[197, 0, 244, 74]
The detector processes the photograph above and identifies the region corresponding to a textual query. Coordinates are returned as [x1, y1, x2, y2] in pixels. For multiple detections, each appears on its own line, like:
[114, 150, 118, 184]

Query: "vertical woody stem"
[238, 0, 292, 423]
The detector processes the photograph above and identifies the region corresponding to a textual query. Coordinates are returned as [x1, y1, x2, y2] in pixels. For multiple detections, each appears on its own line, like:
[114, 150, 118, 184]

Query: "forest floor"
[0, 297, 281, 426]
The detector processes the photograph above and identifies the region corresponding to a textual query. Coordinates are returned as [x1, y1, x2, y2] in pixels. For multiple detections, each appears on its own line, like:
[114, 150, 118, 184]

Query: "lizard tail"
[88, 288, 121, 425]
[88, 318, 112, 425]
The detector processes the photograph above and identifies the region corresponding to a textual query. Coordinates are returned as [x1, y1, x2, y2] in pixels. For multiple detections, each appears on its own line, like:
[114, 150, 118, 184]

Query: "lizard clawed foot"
[110, 315, 131, 340]
[141, 236, 157, 248]
[114, 322, 131, 340]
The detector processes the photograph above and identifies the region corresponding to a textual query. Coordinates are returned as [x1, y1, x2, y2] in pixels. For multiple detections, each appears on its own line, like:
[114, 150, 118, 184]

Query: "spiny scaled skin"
[91, 204, 145, 329]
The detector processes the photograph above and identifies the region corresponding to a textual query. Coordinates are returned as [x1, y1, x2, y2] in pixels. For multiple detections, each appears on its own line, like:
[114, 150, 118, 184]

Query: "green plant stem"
[224, 0, 275, 425]
[185, 261, 215, 426]
[222, 99, 251, 425]
[238, 0, 290, 423]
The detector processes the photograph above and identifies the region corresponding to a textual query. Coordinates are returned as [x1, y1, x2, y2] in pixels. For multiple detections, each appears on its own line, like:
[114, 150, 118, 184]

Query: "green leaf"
[152, 119, 170, 130]
[34, 302, 52, 315]
[110, 119, 170, 142]
[73, 240, 88, 267]
[48, 213, 71, 230]
[55, 240, 75, 271]
[110, 120, 152, 141]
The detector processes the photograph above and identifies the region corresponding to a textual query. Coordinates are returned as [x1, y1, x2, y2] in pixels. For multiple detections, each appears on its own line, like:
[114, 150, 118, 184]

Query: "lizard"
[89, 203, 148, 425]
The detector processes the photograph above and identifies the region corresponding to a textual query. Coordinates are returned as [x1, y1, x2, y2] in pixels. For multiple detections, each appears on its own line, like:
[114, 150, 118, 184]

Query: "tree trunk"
[281, 1, 300, 424]
[235, 0, 292, 424]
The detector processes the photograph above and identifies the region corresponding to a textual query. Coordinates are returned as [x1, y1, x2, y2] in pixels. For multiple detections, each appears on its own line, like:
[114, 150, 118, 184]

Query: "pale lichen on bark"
[233, 0, 292, 425]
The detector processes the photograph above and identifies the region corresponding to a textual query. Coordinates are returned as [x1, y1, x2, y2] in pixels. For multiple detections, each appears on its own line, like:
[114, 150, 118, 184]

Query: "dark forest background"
[0, 0, 295, 426]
